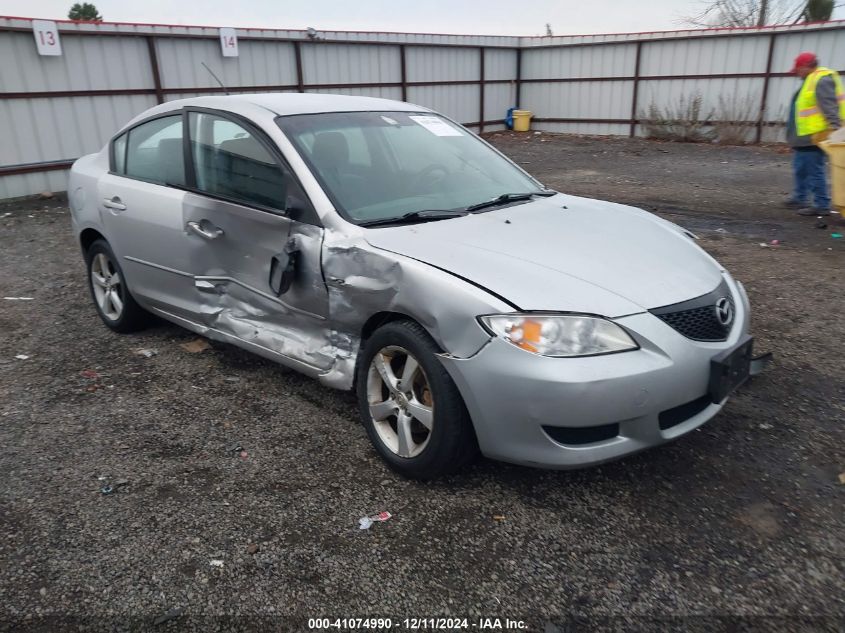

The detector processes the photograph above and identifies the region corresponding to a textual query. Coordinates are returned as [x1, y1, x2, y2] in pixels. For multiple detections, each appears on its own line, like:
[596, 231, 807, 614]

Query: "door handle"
[187, 220, 224, 240]
[102, 196, 126, 211]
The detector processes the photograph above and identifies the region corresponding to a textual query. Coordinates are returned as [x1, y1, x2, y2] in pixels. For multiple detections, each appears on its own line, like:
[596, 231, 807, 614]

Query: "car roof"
[155, 93, 430, 116]
[118, 93, 436, 137]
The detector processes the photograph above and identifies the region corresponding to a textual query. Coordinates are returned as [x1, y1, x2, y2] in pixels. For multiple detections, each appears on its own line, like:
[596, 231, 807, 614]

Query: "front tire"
[356, 320, 477, 480]
[86, 239, 148, 333]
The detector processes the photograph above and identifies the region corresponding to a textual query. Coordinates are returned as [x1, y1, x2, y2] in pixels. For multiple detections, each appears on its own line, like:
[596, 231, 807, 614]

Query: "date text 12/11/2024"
[308, 618, 528, 630]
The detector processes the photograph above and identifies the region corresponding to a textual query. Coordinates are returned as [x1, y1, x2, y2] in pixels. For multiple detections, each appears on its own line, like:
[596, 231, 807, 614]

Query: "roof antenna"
[201, 62, 230, 95]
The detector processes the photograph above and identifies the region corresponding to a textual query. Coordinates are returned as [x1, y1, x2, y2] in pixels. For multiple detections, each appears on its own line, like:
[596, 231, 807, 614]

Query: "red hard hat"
[790, 52, 818, 73]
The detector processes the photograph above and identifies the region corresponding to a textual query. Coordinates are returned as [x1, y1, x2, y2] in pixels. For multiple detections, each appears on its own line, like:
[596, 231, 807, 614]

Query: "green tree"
[802, 0, 834, 21]
[67, 3, 102, 21]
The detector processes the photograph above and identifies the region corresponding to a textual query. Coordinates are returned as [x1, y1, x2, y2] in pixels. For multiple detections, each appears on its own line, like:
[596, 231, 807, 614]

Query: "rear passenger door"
[181, 109, 333, 371]
[96, 112, 198, 318]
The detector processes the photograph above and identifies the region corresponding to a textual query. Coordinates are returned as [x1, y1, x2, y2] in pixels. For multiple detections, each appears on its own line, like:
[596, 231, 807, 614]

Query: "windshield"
[276, 111, 544, 224]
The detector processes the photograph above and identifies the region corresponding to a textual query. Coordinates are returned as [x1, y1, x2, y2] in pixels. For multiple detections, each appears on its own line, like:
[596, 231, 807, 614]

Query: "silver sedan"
[68, 94, 767, 479]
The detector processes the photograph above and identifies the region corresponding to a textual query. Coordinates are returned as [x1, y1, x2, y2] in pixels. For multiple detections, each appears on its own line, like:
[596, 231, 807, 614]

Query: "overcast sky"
[2, 0, 843, 35]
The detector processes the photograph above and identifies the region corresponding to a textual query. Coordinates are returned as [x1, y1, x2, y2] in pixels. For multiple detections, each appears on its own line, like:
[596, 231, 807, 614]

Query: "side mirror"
[269, 247, 299, 296]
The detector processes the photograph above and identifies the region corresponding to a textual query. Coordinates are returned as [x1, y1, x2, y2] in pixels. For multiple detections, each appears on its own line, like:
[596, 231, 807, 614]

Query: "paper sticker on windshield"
[409, 115, 463, 137]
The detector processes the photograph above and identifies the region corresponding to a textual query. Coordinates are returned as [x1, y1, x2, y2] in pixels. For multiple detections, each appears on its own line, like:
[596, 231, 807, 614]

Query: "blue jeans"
[791, 148, 830, 209]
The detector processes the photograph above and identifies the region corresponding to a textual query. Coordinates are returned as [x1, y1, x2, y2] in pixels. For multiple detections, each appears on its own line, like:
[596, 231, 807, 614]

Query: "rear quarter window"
[112, 133, 127, 174]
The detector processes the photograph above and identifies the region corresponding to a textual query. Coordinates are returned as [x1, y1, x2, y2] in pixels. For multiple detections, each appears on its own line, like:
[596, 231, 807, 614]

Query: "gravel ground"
[1, 135, 843, 632]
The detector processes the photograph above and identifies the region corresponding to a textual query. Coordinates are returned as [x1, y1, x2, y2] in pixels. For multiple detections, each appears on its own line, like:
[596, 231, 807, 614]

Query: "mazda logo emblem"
[715, 297, 733, 327]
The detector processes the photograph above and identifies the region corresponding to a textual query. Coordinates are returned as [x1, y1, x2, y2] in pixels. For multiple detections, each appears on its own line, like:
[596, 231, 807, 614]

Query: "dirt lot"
[1, 134, 843, 632]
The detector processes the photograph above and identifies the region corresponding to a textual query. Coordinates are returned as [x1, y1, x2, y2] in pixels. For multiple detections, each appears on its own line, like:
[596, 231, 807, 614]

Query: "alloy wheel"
[366, 345, 434, 458]
[90, 252, 124, 321]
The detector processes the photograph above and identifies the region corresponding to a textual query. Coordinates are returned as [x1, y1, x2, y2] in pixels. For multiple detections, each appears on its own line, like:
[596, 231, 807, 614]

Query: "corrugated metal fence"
[1, 16, 843, 198]
[521, 22, 845, 139]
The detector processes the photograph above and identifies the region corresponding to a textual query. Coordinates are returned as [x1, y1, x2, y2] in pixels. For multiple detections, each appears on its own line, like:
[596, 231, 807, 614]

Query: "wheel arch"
[354, 312, 480, 477]
[79, 227, 107, 254]
[353, 311, 436, 391]
[360, 311, 440, 349]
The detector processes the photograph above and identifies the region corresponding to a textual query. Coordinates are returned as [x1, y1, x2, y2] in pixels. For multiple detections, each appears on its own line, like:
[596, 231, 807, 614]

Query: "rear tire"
[86, 239, 149, 333]
[356, 320, 477, 480]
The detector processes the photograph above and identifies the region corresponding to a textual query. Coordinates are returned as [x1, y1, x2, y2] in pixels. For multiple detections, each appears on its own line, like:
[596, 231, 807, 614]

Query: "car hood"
[363, 194, 724, 317]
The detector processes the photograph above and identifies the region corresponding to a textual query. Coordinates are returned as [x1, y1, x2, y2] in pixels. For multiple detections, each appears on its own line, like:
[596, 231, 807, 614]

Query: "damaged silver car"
[69, 94, 767, 479]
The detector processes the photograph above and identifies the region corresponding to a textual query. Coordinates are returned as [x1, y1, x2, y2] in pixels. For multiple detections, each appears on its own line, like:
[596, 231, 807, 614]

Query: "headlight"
[478, 313, 638, 357]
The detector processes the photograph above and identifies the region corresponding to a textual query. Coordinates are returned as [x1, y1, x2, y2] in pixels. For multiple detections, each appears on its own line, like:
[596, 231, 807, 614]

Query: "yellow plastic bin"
[820, 139, 845, 218]
[512, 110, 532, 132]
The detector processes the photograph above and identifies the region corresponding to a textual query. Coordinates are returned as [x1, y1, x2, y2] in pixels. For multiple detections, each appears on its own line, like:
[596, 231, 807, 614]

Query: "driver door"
[181, 109, 333, 372]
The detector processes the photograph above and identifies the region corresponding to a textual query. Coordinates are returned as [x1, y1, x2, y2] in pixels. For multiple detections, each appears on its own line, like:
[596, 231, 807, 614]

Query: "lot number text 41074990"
[307, 617, 527, 630]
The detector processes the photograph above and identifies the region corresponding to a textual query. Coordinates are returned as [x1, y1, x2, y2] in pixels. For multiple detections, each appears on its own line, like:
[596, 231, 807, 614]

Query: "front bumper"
[438, 275, 753, 469]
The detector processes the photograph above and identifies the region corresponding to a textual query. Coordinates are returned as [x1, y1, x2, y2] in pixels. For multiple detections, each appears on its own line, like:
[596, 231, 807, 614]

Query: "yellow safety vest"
[795, 67, 845, 137]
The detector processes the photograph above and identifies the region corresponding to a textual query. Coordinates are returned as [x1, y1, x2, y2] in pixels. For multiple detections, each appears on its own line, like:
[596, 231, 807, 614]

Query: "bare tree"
[682, 0, 832, 26]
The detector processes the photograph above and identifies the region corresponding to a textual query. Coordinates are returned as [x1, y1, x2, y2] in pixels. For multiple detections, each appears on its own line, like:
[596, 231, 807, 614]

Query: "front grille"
[655, 299, 733, 341]
[650, 281, 734, 342]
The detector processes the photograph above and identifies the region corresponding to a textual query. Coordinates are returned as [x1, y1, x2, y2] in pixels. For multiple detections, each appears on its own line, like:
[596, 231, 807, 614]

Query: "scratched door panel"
[96, 173, 197, 318]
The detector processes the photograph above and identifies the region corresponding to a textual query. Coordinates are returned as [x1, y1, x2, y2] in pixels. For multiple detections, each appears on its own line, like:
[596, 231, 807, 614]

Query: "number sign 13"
[33, 20, 62, 56]
[219, 27, 238, 57]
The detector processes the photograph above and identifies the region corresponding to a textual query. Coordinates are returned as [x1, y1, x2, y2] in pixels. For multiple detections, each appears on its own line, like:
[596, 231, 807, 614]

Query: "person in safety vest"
[784, 52, 844, 217]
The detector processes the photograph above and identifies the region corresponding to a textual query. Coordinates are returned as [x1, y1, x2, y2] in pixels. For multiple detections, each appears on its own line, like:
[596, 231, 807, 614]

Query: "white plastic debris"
[359, 511, 392, 530]
[3, 297, 34, 301]
[209, 559, 224, 567]
[135, 348, 158, 358]
[15, 355, 30, 360]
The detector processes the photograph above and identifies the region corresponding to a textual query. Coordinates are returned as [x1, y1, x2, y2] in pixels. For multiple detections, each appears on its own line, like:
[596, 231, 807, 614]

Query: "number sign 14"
[33, 20, 62, 56]
[219, 27, 238, 57]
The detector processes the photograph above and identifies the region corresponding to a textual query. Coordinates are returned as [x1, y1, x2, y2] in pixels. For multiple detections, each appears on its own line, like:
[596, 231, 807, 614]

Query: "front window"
[189, 112, 288, 210]
[277, 112, 543, 224]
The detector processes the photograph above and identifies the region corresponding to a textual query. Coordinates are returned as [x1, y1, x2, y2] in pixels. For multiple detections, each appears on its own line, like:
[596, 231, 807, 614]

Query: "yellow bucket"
[820, 140, 845, 218]
[512, 110, 532, 132]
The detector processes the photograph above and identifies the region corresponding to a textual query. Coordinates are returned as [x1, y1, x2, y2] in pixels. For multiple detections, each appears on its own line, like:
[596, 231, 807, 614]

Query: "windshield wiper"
[464, 190, 557, 213]
[357, 209, 468, 228]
